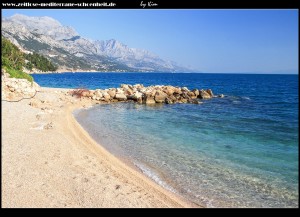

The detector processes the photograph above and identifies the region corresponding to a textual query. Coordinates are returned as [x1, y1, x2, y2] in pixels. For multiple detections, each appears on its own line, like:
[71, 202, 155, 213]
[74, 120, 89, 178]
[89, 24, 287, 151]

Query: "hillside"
[2, 14, 190, 72]
[1, 37, 57, 81]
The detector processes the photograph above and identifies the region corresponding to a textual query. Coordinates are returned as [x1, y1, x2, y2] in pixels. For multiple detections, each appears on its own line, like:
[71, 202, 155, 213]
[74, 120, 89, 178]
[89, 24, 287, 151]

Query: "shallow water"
[34, 73, 299, 207]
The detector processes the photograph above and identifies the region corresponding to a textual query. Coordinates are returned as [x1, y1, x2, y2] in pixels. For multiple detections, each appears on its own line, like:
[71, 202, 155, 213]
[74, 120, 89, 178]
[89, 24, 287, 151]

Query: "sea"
[32, 72, 299, 208]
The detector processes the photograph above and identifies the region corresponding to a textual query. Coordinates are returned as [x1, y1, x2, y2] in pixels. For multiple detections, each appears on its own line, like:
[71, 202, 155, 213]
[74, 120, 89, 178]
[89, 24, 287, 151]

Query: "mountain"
[2, 14, 190, 72]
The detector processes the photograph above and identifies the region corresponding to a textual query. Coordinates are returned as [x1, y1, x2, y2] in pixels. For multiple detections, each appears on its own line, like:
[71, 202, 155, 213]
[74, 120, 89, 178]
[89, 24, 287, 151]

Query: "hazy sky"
[2, 9, 298, 73]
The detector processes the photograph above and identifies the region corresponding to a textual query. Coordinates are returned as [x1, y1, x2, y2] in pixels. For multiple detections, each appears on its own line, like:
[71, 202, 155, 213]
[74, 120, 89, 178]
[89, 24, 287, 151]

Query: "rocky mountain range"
[2, 14, 190, 72]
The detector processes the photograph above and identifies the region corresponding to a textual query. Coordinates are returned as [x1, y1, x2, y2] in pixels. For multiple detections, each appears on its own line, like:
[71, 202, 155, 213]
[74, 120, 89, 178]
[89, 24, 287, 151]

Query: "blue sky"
[2, 9, 298, 73]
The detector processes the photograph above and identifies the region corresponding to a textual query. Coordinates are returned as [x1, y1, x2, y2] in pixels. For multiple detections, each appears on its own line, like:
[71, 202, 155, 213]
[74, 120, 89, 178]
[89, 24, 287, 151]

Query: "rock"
[87, 91, 94, 97]
[120, 84, 129, 89]
[115, 93, 127, 101]
[154, 91, 168, 103]
[164, 86, 175, 95]
[132, 92, 143, 100]
[206, 89, 214, 97]
[165, 97, 173, 104]
[181, 87, 189, 92]
[187, 91, 196, 98]
[125, 88, 133, 95]
[44, 122, 54, 130]
[133, 84, 144, 89]
[192, 89, 199, 97]
[103, 92, 111, 101]
[116, 88, 124, 94]
[181, 92, 191, 100]
[144, 95, 156, 104]
[107, 89, 116, 98]
[95, 90, 103, 98]
[188, 99, 200, 104]
[173, 87, 182, 95]
[169, 95, 177, 102]
[81, 90, 90, 97]
[181, 98, 188, 103]
[198, 90, 212, 99]
[137, 97, 143, 104]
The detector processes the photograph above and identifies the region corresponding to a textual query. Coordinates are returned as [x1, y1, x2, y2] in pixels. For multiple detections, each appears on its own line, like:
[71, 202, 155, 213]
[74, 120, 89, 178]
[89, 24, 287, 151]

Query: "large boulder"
[95, 90, 103, 98]
[102, 92, 111, 101]
[163, 86, 175, 95]
[120, 84, 129, 89]
[199, 90, 212, 99]
[181, 87, 189, 92]
[107, 89, 116, 98]
[116, 88, 124, 94]
[173, 87, 182, 95]
[206, 89, 214, 97]
[81, 90, 90, 97]
[192, 89, 199, 97]
[124, 88, 133, 96]
[143, 95, 156, 104]
[115, 93, 127, 101]
[133, 84, 144, 89]
[132, 92, 143, 100]
[165, 97, 174, 104]
[181, 92, 191, 100]
[187, 91, 196, 99]
[154, 91, 168, 103]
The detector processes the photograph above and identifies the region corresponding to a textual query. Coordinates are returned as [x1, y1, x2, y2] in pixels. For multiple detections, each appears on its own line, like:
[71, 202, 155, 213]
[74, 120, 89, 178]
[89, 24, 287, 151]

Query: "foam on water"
[133, 161, 177, 194]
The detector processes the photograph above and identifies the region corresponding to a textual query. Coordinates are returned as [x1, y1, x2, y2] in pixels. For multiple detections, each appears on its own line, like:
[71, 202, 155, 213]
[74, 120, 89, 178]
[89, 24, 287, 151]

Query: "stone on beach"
[1, 72, 40, 100]
[66, 83, 220, 105]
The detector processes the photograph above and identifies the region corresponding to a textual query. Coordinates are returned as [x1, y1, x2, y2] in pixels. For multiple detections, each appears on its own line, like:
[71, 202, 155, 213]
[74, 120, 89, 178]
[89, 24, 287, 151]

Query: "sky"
[2, 9, 298, 73]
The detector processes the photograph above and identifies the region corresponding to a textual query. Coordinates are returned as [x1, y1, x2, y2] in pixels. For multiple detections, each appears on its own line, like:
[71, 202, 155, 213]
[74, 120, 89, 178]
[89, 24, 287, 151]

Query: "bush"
[4, 66, 33, 83]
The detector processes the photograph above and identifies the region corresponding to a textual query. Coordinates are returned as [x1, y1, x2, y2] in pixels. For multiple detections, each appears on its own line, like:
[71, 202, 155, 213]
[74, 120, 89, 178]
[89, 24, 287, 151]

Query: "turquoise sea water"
[33, 73, 298, 207]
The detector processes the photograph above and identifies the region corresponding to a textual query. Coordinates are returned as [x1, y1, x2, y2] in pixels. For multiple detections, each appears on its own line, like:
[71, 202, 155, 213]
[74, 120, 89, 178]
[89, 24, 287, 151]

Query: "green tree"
[2, 37, 32, 82]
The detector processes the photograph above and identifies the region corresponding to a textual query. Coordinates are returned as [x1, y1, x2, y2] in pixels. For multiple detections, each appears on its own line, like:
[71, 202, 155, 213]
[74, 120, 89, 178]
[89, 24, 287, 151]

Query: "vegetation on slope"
[24, 53, 57, 71]
[1, 37, 58, 82]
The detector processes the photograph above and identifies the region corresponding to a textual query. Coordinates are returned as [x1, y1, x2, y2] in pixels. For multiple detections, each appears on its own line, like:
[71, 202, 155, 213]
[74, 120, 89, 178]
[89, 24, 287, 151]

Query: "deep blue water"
[33, 73, 299, 207]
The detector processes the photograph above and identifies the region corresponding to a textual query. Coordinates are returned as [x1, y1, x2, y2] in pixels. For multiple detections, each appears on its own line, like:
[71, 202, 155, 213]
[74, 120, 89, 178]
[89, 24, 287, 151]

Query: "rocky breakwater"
[69, 84, 224, 105]
[1, 72, 40, 101]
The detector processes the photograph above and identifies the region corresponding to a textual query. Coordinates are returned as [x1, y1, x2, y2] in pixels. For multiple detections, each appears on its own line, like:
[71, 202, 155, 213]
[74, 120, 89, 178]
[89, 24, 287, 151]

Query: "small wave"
[134, 161, 176, 194]
[225, 95, 251, 101]
[242, 97, 251, 100]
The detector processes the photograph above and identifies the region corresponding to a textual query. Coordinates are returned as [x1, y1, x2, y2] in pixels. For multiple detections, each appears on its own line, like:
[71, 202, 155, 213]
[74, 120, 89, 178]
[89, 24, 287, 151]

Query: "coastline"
[2, 87, 198, 208]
